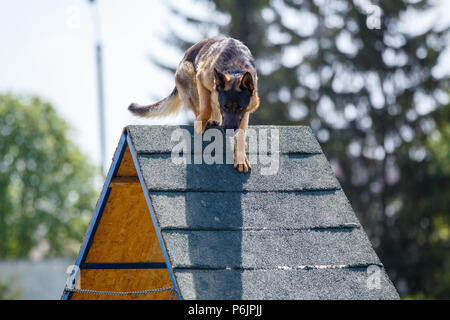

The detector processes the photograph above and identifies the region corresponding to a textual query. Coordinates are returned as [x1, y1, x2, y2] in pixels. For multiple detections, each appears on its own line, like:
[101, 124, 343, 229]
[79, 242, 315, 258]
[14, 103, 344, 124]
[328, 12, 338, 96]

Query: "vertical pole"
[96, 42, 106, 175]
[89, 0, 106, 176]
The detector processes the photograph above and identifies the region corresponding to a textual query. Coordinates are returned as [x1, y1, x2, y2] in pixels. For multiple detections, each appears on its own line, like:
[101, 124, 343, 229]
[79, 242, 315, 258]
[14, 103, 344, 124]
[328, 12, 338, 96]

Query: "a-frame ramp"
[63, 131, 177, 300]
[63, 125, 399, 300]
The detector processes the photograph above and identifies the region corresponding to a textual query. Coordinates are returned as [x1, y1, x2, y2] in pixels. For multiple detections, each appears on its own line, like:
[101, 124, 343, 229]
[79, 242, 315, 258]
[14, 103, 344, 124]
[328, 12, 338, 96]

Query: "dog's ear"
[240, 72, 254, 93]
[214, 68, 230, 90]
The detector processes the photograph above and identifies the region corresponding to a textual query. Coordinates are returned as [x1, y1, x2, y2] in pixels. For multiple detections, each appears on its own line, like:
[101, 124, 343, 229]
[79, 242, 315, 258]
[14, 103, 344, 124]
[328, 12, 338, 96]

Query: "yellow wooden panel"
[71, 269, 175, 300]
[85, 184, 163, 263]
[116, 145, 137, 177]
[72, 142, 175, 300]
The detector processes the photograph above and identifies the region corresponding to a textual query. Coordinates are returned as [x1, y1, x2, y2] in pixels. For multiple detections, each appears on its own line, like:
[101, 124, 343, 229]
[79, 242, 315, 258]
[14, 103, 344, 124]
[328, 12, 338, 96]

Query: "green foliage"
[161, 0, 450, 298]
[0, 276, 22, 300]
[392, 111, 450, 299]
[402, 293, 434, 300]
[0, 94, 98, 258]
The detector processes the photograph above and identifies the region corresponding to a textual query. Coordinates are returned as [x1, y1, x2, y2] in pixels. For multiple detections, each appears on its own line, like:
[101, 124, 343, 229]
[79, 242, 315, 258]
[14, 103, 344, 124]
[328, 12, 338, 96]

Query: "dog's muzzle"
[221, 114, 242, 132]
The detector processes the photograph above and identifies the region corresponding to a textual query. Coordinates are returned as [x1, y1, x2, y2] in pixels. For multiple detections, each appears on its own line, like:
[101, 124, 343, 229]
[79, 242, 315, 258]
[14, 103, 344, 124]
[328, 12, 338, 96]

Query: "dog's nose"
[222, 115, 242, 132]
[222, 123, 239, 131]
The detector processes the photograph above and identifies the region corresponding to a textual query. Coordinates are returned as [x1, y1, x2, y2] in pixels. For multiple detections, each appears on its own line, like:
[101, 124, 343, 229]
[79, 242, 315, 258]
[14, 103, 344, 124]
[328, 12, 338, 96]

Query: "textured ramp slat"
[138, 154, 339, 191]
[175, 268, 399, 300]
[122, 125, 400, 300]
[150, 189, 359, 229]
[127, 125, 323, 154]
[162, 228, 381, 268]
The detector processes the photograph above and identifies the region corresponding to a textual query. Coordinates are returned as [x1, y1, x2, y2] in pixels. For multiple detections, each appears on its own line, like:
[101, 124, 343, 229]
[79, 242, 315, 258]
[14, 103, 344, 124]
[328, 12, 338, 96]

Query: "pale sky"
[0, 0, 213, 171]
[1, 0, 449, 173]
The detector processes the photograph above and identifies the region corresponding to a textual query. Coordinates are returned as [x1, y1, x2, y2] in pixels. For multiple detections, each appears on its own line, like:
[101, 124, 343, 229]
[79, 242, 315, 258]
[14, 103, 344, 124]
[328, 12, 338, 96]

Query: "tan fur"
[129, 37, 260, 172]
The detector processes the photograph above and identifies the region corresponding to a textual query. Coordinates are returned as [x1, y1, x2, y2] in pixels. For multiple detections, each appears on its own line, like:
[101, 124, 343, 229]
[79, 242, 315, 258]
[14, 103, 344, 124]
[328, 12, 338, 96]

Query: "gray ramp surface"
[127, 125, 399, 300]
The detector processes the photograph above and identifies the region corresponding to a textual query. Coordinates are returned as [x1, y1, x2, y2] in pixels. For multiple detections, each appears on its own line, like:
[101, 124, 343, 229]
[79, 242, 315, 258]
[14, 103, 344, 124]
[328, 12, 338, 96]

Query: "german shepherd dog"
[128, 36, 260, 172]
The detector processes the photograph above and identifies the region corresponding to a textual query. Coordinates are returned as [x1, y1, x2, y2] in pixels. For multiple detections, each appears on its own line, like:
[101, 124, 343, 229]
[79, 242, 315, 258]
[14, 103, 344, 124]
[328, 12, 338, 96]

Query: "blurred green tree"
[393, 105, 450, 299]
[0, 276, 22, 300]
[0, 94, 98, 258]
[159, 0, 450, 298]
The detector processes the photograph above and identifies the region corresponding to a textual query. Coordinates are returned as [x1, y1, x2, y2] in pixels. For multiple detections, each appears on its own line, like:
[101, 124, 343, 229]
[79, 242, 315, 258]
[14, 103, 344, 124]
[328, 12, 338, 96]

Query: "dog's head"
[214, 68, 254, 131]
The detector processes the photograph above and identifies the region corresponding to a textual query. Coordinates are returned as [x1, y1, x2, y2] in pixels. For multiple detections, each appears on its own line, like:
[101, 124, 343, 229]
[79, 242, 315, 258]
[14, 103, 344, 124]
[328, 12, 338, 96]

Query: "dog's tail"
[128, 87, 182, 118]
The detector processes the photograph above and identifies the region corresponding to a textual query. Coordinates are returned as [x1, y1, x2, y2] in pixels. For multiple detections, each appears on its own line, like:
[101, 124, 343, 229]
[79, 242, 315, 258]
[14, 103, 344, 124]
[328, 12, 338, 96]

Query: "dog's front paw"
[194, 121, 205, 135]
[234, 152, 251, 173]
[206, 119, 220, 127]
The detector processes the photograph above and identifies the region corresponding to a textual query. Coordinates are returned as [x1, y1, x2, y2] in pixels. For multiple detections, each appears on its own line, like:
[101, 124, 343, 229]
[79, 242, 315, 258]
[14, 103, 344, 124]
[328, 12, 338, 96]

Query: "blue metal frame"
[63, 130, 181, 300]
[82, 262, 167, 270]
[126, 134, 181, 300]
[63, 132, 128, 300]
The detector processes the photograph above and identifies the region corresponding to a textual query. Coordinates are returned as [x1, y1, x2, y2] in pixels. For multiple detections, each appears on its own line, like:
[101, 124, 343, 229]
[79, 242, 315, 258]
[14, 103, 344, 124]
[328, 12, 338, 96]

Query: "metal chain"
[64, 286, 175, 299]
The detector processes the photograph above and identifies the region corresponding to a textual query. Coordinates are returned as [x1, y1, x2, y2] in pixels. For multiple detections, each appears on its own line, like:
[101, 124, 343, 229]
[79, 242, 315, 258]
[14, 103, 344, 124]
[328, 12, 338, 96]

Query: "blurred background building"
[0, 0, 449, 299]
